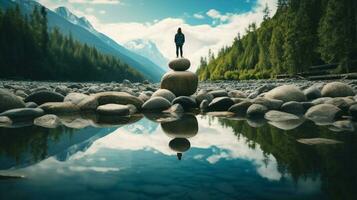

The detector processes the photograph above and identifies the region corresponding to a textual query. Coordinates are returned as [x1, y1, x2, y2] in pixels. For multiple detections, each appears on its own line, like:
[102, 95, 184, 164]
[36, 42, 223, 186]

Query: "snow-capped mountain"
[55, 7, 95, 32]
[0, 0, 166, 82]
[125, 39, 169, 70]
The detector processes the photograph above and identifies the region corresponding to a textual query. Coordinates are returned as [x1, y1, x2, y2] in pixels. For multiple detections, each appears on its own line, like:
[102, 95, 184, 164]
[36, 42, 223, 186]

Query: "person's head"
[177, 27, 182, 34]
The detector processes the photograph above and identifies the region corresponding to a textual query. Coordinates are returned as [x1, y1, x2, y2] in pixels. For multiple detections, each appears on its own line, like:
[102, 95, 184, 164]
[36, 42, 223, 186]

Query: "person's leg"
[180, 45, 183, 58]
[176, 45, 179, 58]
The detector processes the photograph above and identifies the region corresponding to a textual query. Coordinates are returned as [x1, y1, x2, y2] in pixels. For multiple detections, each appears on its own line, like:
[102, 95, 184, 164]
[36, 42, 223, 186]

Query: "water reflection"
[162, 114, 198, 160]
[0, 114, 356, 200]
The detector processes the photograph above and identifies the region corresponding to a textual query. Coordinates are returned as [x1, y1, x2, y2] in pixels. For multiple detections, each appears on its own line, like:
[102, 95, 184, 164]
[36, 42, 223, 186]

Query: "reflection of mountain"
[0, 0, 165, 82]
[124, 39, 169, 70]
[0, 126, 116, 170]
[123, 118, 159, 134]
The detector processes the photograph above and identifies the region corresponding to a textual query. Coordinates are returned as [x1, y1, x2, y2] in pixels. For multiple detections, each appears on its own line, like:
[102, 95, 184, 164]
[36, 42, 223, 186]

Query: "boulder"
[281, 101, 305, 115]
[151, 89, 176, 102]
[208, 97, 234, 111]
[196, 90, 214, 105]
[228, 101, 252, 115]
[264, 110, 300, 122]
[138, 93, 150, 102]
[208, 90, 228, 98]
[304, 86, 321, 100]
[247, 104, 268, 118]
[305, 104, 342, 124]
[142, 97, 172, 111]
[0, 108, 44, 120]
[55, 86, 71, 96]
[164, 104, 184, 114]
[312, 97, 333, 105]
[25, 91, 64, 105]
[39, 102, 80, 113]
[200, 99, 209, 111]
[321, 82, 355, 97]
[34, 114, 61, 128]
[172, 96, 197, 110]
[168, 58, 190, 71]
[161, 71, 198, 96]
[0, 89, 26, 113]
[228, 90, 247, 98]
[264, 85, 306, 102]
[96, 104, 130, 116]
[94, 92, 144, 109]
[325, 97, 354, 112]
[64, 93, 89, 105]
[25, 102, 38, 108]
[77, 96, 98, 111]
[251, 97, 283, 110]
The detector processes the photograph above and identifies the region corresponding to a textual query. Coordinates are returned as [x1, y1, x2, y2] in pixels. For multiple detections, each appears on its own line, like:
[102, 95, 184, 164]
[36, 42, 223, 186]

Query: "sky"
[37, 0, 277, 71]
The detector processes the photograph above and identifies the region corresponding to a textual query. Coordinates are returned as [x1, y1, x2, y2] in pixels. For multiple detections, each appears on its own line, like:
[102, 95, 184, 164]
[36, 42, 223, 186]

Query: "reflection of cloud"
[69, 166, 120, 173]
[76, 115, 282, 181]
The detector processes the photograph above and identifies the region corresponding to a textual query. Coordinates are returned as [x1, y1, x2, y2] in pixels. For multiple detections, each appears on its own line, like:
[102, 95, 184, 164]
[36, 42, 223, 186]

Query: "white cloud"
[193, 13, 205, 19]
[92, 0, 277, 72]
[206, 9, 230, 22]
[38, 0, 277, 72]
[85, 7, 94, 13]
[99, 10, 106, 14]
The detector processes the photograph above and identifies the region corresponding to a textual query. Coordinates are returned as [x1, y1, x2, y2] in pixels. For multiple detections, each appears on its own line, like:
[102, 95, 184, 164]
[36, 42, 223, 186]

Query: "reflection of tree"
[218, 117, 357, 200]
[0, 126, 73, 165]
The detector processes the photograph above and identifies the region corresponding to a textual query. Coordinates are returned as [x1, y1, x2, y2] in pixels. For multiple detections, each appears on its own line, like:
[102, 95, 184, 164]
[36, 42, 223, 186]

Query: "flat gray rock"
[97, 104, 130, 116]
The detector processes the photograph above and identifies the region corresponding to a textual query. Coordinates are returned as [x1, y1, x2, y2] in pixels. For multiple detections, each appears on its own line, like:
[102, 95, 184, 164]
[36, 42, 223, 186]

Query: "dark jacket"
[175, 33, 185, 45]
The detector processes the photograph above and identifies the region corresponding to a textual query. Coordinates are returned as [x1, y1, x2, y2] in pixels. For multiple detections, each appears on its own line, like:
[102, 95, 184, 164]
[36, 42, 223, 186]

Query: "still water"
[0, 114, 356, 200]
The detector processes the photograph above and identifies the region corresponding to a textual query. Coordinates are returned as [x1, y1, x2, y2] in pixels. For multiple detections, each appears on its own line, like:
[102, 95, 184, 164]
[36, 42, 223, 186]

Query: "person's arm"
[174, 34, 177, 43]
[183, 34, 185, 43]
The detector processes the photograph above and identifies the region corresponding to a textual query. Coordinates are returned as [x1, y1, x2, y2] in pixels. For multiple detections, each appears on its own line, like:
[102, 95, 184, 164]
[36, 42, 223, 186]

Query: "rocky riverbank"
[0, 75, 357, 131]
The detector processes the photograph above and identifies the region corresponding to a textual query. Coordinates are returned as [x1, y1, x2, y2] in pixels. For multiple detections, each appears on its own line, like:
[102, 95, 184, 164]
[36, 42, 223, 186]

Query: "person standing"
[175, 27, 185, 58]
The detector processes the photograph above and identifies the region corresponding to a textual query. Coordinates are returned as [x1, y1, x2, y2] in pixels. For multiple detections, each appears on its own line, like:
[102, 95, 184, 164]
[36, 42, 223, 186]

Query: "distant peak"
[55, 7, 94, 31]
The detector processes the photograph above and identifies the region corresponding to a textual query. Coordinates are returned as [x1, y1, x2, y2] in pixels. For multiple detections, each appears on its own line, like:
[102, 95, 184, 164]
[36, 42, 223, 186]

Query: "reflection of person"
[174, 27, 185, 58]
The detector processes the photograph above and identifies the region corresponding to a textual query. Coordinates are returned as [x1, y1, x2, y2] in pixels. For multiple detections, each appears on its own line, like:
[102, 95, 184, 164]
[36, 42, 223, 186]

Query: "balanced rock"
[161, 71, 198, 96]
[321, 82, 355, 97]
[168, 58, 190, 71]
[0, 89, 26, 113]
[265, 85, 306, 102]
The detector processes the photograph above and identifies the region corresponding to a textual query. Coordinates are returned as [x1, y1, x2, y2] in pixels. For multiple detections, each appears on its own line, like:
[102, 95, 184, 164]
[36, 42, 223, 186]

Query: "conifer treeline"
[0, 5, 144, 82]
[196, 0, 357, 80]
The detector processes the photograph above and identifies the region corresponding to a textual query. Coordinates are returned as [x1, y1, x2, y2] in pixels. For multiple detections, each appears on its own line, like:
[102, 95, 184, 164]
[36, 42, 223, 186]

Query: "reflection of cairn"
[161, 58, 198, 96]
[161, 114, 198, 160]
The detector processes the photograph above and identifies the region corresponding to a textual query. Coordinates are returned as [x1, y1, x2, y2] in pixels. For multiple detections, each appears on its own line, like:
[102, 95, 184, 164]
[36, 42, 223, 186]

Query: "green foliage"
[0, 5, 144, 82]
[197, 0, 356, 80]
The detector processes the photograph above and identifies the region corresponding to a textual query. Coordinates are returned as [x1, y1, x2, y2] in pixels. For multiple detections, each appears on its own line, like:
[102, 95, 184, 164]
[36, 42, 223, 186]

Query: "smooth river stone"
[160, 71, 198, 96]
[168, 58, 191, 71]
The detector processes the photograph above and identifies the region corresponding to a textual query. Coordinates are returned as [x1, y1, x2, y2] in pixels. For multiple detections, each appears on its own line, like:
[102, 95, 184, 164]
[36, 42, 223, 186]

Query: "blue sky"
[38, 0, 276, 71]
